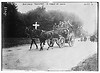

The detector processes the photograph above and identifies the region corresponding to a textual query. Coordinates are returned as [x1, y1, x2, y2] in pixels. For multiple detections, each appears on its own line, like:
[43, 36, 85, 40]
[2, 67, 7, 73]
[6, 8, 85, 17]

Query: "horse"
[25, 26, 43, 50]
[26, 26, 65, 51]
[25, 26, 60, 51]
[39, 30, 61, 50]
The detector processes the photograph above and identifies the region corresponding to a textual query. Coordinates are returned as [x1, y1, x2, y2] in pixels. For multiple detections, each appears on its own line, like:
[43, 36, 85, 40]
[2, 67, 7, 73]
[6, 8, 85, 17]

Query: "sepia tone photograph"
[1, 1, 98, 71]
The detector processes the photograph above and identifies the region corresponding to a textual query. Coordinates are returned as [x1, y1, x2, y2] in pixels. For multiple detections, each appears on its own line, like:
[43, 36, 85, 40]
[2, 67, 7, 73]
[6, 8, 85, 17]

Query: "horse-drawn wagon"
[47, 21, 75, 48]
[26, 21, 75, 50]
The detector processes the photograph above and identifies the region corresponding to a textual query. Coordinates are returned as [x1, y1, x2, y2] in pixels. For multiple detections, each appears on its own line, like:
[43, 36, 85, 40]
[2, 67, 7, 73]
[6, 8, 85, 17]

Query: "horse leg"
[47, 39, 54, 50]
[43, 41, 45, 45]
[47, 39, 51, 50]
[56, 42, 61, 48]
[56, 38, 60, 48]
[29, 39, 34, 51]
[50, 41, 54, 50]
[40, 41, 43, 51]
[33, 39, 38, 49]
[47, 46, 50, 50]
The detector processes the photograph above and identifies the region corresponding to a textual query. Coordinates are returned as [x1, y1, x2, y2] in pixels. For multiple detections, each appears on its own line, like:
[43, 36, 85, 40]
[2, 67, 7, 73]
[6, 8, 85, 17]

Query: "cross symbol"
[33, 22, 40, 30]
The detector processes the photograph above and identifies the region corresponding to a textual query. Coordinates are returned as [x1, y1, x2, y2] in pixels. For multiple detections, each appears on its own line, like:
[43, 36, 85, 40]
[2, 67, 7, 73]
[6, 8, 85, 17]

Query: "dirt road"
[2, 40, 97, 71]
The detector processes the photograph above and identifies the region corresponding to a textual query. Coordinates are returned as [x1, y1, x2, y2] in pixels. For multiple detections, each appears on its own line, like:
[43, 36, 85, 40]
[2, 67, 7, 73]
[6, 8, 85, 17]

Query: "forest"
[2, 2, 86, 38]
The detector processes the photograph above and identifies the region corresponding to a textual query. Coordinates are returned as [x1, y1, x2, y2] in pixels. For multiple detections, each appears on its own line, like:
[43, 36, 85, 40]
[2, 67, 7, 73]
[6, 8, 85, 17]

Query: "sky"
[16, 2, 97, 35]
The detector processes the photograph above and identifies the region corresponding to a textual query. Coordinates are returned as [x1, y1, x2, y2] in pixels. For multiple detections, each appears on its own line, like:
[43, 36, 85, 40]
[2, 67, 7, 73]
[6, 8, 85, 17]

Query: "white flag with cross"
[33, 22, 40, 30]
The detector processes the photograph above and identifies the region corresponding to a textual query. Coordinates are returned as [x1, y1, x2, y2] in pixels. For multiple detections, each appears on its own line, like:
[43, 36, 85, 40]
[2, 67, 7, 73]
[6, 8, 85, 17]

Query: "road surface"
[2, 39, 97, 71]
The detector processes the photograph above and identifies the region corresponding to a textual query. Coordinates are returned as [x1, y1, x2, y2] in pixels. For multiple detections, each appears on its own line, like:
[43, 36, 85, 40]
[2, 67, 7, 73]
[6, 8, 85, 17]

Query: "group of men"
[53, 20, 73, 30]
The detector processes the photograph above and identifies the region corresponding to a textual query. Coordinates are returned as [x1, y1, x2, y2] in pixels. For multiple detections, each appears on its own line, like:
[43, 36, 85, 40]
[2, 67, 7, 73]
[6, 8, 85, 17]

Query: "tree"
[23, 6, 54, 31]
[15, 6, 83, 38]
[2, 2, 18, 38]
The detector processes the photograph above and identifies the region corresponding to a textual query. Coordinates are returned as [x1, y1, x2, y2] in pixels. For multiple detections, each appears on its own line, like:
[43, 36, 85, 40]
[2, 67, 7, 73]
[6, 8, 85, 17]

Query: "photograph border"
[1, 1, 99, 71]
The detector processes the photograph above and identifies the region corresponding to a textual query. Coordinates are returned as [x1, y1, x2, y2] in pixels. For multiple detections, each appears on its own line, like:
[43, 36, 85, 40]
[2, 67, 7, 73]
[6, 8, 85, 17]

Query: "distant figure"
[61, 22, 64, 27]
[53, 23, 57, 30]
[64, 21, 69, 28]
[90, 35, 97, 42]
[58, 21, 62, 28]
[80, 36, 87, 42]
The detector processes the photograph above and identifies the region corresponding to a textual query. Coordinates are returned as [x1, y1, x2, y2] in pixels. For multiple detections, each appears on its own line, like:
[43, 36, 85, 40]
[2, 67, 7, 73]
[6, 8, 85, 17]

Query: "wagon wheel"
[68, 36, 75, 47]
[47, 39, 55, 47]
[56, 36, 65, 48]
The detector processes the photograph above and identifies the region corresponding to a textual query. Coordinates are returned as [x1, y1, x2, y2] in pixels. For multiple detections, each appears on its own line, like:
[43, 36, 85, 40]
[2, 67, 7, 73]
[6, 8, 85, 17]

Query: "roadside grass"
[71, 53, 98, 71]
[2, 38, 39, 48]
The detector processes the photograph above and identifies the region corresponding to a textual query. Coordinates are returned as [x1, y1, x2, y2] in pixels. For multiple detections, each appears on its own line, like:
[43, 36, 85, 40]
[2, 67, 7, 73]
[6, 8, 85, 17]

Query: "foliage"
[2, 3, 84, 38]
[2, 2, 18, 38]
[71, 54, 98, 71]
[2, 38, 31, 48]
[22, 7, 83, 37]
